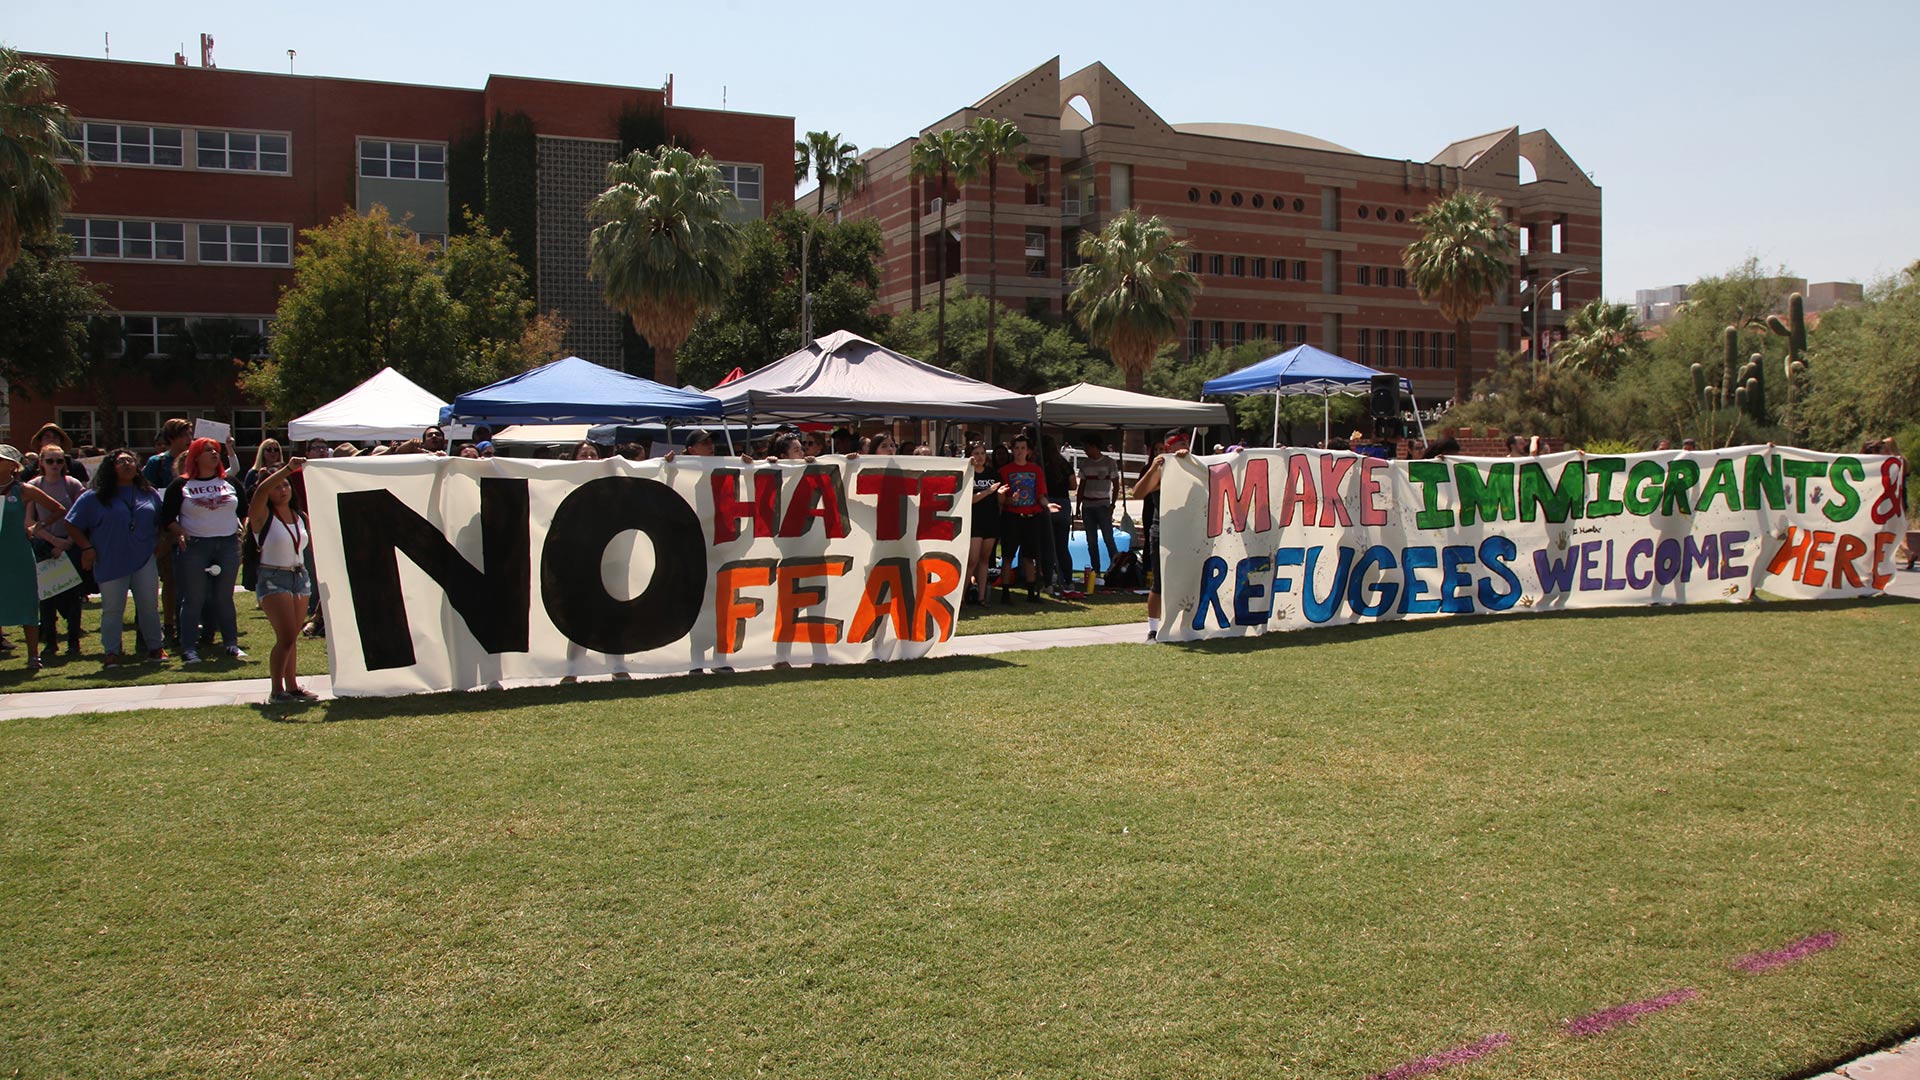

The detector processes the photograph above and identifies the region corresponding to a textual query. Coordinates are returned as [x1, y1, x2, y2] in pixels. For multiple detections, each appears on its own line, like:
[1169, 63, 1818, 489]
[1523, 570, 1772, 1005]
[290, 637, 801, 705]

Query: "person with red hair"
[157, 436, 248, 664]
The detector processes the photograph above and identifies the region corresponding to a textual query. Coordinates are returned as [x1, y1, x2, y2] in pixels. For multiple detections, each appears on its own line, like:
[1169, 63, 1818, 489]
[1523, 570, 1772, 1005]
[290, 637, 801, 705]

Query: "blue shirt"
[66, 487, 163, 582]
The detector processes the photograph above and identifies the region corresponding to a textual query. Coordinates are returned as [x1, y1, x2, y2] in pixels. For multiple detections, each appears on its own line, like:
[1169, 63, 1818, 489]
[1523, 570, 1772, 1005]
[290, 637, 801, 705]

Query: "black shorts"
[1001, 513, 1046, 566]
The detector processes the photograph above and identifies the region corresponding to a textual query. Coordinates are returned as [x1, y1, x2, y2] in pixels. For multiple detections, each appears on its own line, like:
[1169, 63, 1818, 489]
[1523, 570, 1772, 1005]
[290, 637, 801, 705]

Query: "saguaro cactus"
[1767, 292, 1809, 433]
[1721, 327, 1740, 409]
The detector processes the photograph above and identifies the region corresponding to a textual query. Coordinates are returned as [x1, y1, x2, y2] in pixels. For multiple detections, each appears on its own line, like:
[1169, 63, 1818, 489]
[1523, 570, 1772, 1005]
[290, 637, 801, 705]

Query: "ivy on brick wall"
[446, 129, 486, 237]
[615, 99, 671, 155]
[485, 110, 539, 289]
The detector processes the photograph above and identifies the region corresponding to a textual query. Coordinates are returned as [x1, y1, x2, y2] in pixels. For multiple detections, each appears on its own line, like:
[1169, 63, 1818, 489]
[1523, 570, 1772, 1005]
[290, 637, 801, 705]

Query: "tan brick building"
[827, 58, 1601, 403]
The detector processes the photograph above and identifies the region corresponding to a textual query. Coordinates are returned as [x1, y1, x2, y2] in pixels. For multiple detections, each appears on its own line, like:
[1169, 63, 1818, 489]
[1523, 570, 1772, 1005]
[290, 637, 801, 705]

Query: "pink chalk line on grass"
[1367, 1033, 1513, 1080]
[1732, 931, 1842, 973]
[1564, 987, 1699, 1037]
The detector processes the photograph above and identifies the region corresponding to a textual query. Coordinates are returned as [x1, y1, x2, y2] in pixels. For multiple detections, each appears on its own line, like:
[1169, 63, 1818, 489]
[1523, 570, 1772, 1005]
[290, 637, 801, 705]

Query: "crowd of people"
[0, 418, 1204, 685]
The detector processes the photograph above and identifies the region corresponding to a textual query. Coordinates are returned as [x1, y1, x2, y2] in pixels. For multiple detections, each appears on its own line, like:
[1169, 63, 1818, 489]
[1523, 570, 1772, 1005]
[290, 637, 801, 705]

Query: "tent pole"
[1323, 393, 1331, 447]
[1271, 391, 1280, 447]
[1411, 392, 1428, 446]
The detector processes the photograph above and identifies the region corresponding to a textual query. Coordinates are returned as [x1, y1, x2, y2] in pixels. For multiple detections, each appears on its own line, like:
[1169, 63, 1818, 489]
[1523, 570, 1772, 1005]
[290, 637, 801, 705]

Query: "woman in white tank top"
[247, 456, 316, 703]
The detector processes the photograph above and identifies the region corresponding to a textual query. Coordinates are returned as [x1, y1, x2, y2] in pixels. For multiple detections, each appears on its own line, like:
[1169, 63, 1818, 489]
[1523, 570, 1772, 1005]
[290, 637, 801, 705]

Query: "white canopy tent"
[286, 367, 469, 443]
[1035, 382, 1231, 430]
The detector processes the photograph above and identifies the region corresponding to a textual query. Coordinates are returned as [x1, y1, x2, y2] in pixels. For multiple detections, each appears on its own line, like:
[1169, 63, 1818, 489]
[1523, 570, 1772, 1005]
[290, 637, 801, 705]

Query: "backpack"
[1105, 549, 1143, 588]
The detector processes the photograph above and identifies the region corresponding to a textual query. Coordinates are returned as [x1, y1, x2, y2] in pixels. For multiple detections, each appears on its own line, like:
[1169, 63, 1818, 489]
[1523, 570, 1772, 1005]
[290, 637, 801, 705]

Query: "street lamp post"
[1527, 266, 1591, 377]
[800, 201, 839, 343]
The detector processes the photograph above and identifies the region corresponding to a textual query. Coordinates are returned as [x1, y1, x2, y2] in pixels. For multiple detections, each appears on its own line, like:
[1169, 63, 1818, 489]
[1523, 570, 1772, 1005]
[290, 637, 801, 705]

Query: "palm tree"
[908, 127, 972, 365]
[587, 145, 740, 385]
[1553, 299, 1647, 379]
[967, 116, 1036, 388]
[793, 131, 861, 217]
[0, 47, 86, 281]
[1403, 191, 1516, 406]
[1067, 209, 1198, 393]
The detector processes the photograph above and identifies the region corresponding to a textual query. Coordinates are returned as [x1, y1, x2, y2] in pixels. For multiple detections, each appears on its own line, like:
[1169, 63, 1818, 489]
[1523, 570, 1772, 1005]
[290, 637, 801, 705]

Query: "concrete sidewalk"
[3, 565, 1916, 723]
[0, 622, 1149, 721]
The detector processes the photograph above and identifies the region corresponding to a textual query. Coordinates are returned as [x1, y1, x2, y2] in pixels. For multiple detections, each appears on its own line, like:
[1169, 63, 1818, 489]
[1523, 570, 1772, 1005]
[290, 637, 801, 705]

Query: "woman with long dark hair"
[158, 436, 247, 664]
[63, 449, 168, 666]
[964, 442, 1004, 605]
[248, 456, 316, 702]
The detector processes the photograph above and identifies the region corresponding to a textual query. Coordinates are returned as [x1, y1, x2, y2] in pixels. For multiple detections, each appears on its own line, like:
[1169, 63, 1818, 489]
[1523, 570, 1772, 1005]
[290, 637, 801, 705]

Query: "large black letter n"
[338, 479, 531, 670]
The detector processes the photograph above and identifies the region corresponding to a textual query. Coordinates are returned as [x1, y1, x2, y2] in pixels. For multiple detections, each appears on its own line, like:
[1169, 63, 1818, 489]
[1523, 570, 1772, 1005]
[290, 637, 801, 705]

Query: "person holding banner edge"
[248, 456, 317, 702]
[1132, 429, 1191, 642]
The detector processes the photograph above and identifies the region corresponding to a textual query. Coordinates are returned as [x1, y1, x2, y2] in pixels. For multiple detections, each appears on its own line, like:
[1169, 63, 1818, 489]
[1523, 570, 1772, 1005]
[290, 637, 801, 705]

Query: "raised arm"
[247, 459, 305, 532]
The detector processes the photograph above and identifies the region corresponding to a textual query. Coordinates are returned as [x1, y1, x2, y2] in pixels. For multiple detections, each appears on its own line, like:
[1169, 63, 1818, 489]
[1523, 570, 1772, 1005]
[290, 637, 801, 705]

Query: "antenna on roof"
[287, 49, 296, 74]
[104, 32, 110, 58]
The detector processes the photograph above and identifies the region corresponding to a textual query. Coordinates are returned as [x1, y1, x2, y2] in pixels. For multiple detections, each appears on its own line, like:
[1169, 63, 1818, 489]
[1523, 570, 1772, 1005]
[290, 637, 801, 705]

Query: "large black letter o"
[542, 476, 707, 654]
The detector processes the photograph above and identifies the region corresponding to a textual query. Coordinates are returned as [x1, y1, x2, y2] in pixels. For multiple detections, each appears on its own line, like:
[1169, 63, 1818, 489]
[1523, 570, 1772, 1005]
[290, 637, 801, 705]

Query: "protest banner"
[1157, 446, 1906, 641]
[304, 455, 972, 696]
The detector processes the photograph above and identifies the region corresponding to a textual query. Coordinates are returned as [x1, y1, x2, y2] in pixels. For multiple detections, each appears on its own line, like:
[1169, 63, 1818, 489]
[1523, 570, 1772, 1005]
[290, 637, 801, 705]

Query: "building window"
[1395, 268, 1408, 289]
[1552, 217, 1565, 254]
[57, 409, 100, 447]
[1230, 192, 1243, 207]
[1430, 333, 1442, 369]
[1208, 254, 1224, 276]
[1295, 197, 1306, 214]
[231, 408, 270, 449]
[1394, 209, 1406, 223]
[1395, 330, 1408, 367]
[197, 129, 290, 173]
[76, 122, 185, 167]
[1251, 194, 1264, 209]
[1293, 259, 1308, 282]
[358, 139, 446, 181]
[1188, 252, 1204, 274]
[1294, 325, 1308, 345]
[61, 218, 188, 261]
[1212, 321, 1225, 345]
[1414, 331, 1426, 368]
[1208, 190, 1222, 205]
[1447, 333, 1458, 368]
[1358, 265, 1372, 286]
[718, 163, 763, 205]
[1374, 331, 1388, 367]
[1251, 257, 1266, 279]
[1233, 322, 1246, 345]
[1273, 324, 1286, 343]
[1187, 188, 1200, 202]
[1253, 324, 1268, 340]
[1188, 321, 1204, 356]
[1356, 205, 1369, 219]
[1357, 328, 1371, 359]
[197, 224, 292, 265]
[1230, 255, 1245, 277]
[119, 316, 188, 359]
[1025, 227, 1049, 277]
[1375, 207, 1388, 221]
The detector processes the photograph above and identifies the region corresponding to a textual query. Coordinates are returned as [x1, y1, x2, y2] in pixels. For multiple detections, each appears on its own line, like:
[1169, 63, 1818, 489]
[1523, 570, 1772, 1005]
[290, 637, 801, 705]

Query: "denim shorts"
[256, 566, 311, 600]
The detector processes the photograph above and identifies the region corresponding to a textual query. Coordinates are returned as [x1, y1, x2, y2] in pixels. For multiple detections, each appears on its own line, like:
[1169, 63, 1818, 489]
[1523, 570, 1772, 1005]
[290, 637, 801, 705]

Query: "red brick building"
[13, 52, 791, 449]
[828, 58, 1601, 405]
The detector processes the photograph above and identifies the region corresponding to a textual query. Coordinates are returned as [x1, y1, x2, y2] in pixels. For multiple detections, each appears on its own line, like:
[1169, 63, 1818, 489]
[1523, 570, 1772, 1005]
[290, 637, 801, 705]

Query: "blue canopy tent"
[1200, 344, 1423, 447]
[441, 356, 730, 447]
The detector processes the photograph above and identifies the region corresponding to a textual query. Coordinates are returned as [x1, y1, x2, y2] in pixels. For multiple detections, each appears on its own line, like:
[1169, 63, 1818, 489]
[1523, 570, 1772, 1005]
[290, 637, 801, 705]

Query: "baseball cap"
[0, 445, 21, 466]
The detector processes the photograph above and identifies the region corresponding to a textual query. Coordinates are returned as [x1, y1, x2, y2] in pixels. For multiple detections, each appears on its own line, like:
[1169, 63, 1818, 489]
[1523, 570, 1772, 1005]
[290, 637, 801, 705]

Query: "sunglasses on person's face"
[43, 456, 66, 465]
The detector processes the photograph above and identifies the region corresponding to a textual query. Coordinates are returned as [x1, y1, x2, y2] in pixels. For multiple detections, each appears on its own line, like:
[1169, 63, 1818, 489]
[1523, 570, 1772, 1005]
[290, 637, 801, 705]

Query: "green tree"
[1553, 299, 1649, 379]
[883, 291, 1092, 394]
[676, 211, 886, 388]
[0, 237, 111, 439]
[1801, 262, 1920, 450]
[0, 47, 84, 282]
[1403, 191, 1516, 406]
[966, 117, 1036, 388]
[909, 127, 972, 365]
[243, 208, 561, 420]
[587, 145, 740, 385]
[1067, 209, 1199, 393]
[793, 131, 864, 216]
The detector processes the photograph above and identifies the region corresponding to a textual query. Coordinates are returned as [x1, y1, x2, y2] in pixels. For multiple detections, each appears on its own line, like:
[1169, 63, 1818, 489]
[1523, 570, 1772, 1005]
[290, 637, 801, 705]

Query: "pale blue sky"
[16, 0, 1917, 299]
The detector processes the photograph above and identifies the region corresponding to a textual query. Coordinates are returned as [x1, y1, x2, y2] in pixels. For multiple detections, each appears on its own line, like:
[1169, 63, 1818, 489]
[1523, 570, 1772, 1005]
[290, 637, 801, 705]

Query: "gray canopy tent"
[708, 331, 1037, 434]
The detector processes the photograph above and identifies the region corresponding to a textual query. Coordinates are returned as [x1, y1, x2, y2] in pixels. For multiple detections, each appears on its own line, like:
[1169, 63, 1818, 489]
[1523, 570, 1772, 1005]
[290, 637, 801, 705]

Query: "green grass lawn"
[0, 596, 331, 694]
[0, 590, 1147, 694]
[2, 598, 1917, 1078]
